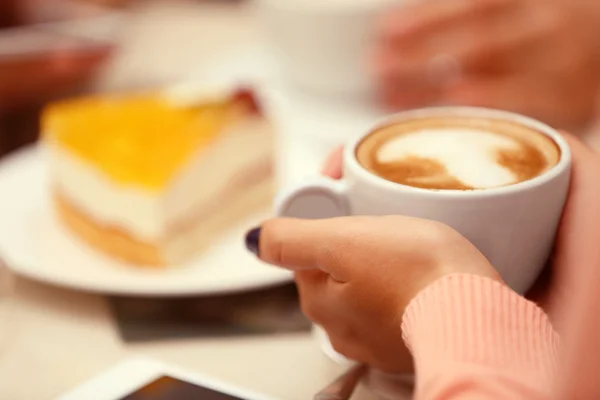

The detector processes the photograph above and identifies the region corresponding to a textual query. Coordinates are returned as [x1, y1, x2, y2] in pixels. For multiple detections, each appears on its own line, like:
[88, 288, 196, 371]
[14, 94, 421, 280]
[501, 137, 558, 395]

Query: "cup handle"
[274, 178, 351, 219]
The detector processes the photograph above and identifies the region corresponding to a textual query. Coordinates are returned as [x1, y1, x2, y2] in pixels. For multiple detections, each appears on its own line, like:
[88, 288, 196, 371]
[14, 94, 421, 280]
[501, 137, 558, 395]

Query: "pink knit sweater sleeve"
[402, 274, 561, 400]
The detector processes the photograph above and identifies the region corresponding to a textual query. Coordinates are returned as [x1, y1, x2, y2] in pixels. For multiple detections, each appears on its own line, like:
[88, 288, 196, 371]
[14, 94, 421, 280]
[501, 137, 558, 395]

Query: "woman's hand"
[246, 214, 500, 373]
[323, 135, 600, 332]
[375, 0, 600, 132]
[529, 133, 600, 328]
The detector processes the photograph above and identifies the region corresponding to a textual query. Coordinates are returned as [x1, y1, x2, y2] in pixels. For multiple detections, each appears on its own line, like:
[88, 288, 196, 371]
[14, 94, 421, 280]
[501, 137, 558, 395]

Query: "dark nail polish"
[245, 226, 262, 256]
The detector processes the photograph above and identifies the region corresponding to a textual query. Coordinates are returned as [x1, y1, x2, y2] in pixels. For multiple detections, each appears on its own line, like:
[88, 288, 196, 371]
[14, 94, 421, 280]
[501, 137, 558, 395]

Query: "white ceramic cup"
[275, 106, 571, 294]
[256, 0, 401, 98]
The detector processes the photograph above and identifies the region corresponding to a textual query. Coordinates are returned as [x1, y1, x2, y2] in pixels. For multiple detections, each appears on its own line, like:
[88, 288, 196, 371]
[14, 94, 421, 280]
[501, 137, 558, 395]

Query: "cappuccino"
[356, 116, 561, 190]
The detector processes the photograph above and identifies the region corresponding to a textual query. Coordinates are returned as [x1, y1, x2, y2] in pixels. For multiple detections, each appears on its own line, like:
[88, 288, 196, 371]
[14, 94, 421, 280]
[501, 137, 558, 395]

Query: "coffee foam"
[357, 116, 561, 190]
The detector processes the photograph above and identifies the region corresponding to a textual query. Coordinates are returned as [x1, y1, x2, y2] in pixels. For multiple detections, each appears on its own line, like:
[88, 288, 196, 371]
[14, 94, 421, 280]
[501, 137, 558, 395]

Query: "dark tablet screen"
[120, 376, 243, 400]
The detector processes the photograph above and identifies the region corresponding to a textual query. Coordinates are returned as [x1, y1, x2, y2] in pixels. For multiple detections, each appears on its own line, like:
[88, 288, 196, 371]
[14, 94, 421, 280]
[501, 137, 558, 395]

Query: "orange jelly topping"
[43, 94, 232, 190]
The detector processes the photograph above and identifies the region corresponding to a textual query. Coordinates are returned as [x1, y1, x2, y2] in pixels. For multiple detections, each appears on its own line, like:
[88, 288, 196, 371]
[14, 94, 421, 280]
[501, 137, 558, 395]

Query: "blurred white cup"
[256, 0, 401, 99]
[261, 83, 386, 188]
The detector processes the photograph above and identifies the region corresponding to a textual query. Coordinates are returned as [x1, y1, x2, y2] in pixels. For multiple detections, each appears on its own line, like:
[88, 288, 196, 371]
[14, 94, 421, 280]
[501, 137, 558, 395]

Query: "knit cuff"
[402, 274, 560, 383]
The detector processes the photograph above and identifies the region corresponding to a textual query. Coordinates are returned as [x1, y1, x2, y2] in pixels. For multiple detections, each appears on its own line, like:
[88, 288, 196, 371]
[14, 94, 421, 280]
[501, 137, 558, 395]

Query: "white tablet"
[58, 358, 281, 400]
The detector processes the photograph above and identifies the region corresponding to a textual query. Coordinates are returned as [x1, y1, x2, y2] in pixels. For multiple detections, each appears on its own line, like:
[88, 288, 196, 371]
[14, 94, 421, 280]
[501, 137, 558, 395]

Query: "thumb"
[245, 217, 377, 281]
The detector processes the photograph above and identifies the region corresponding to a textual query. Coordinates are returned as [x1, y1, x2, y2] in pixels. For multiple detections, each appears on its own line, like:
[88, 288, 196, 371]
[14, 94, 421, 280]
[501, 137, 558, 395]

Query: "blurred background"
[1, 0, 599, 159]
[0, 0, 119, 155]
[0, 0, 252, 157]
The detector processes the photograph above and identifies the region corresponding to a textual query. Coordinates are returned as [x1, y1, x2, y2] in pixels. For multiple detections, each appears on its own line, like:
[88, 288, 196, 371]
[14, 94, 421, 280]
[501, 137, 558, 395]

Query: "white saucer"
[0, 147, 292, 297]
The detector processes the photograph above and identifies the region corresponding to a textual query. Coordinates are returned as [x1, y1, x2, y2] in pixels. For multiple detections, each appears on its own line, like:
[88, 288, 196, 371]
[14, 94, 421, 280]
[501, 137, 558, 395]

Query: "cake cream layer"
[54, 177, 273, 266]
[46, 117, 273, 243]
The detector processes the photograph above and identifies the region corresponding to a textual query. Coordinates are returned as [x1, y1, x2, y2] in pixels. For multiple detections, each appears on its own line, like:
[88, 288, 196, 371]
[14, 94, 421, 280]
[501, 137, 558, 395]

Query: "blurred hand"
[375, 0, 600, 132]
[251, 214, 500, 373]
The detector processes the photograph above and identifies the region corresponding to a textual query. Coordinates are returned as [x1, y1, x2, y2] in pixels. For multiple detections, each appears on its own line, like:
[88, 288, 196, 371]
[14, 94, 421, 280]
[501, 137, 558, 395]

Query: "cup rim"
[346, 106, 572, 199]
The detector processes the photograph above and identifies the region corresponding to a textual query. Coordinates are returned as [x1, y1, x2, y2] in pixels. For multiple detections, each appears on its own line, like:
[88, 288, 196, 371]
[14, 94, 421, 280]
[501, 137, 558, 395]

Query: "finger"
[257, 217, 379, 282]
[447, 72, 596, 131]
[558, 132, 599, 201]
[373, 49, 443, 106]
[294, 270, 365, 361]
[527, 133, 596, 319]
[327, 331, 369, 362]
[436, 8, 559, 72]
[441, 74, 564, 124]
[383, 9, 555, 78]
[259, 218, 348, 279]
[428, 19, 538, 72]
[373, 41, 459, 88]
[295, 275, 369, 361]
[550, 135, 600, 328]
[379, 85, 443, 110]
[295, 270, 330, 322]
[374, 55, 452, 89]
[561, 131, 596, 159]
[321, 146, 344, 179]
[380, 0, 516, 41]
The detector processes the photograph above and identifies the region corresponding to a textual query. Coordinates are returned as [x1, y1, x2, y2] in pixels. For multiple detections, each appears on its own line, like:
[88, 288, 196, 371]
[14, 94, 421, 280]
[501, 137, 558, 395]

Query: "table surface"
[0, 2, 382, 399]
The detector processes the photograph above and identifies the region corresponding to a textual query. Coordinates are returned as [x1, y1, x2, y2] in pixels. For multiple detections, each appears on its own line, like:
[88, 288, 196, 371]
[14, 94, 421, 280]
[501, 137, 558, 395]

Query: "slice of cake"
[42, 87, 273, 267]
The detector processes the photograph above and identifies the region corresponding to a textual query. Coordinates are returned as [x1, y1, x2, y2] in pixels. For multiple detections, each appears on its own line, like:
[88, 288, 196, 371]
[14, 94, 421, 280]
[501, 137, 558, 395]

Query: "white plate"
[0, 147, 292, 297]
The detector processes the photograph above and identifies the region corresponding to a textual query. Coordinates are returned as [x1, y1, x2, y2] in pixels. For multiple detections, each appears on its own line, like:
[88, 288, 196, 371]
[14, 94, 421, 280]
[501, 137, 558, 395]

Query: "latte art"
[376, 129, 541, 189]
[356, 116, 561, 190]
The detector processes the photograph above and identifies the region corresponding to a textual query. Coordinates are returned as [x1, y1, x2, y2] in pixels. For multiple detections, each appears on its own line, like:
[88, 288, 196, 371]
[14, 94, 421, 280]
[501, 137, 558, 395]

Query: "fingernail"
[245, 226, 262, 257]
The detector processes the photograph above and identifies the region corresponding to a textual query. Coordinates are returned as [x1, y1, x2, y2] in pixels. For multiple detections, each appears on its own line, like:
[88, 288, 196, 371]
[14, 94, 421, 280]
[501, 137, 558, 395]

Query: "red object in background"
[0, 0, 120, 158]
[0, 105, 41, 157]
[0, 0, 24, 28]
[232, 87, 263, 117]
